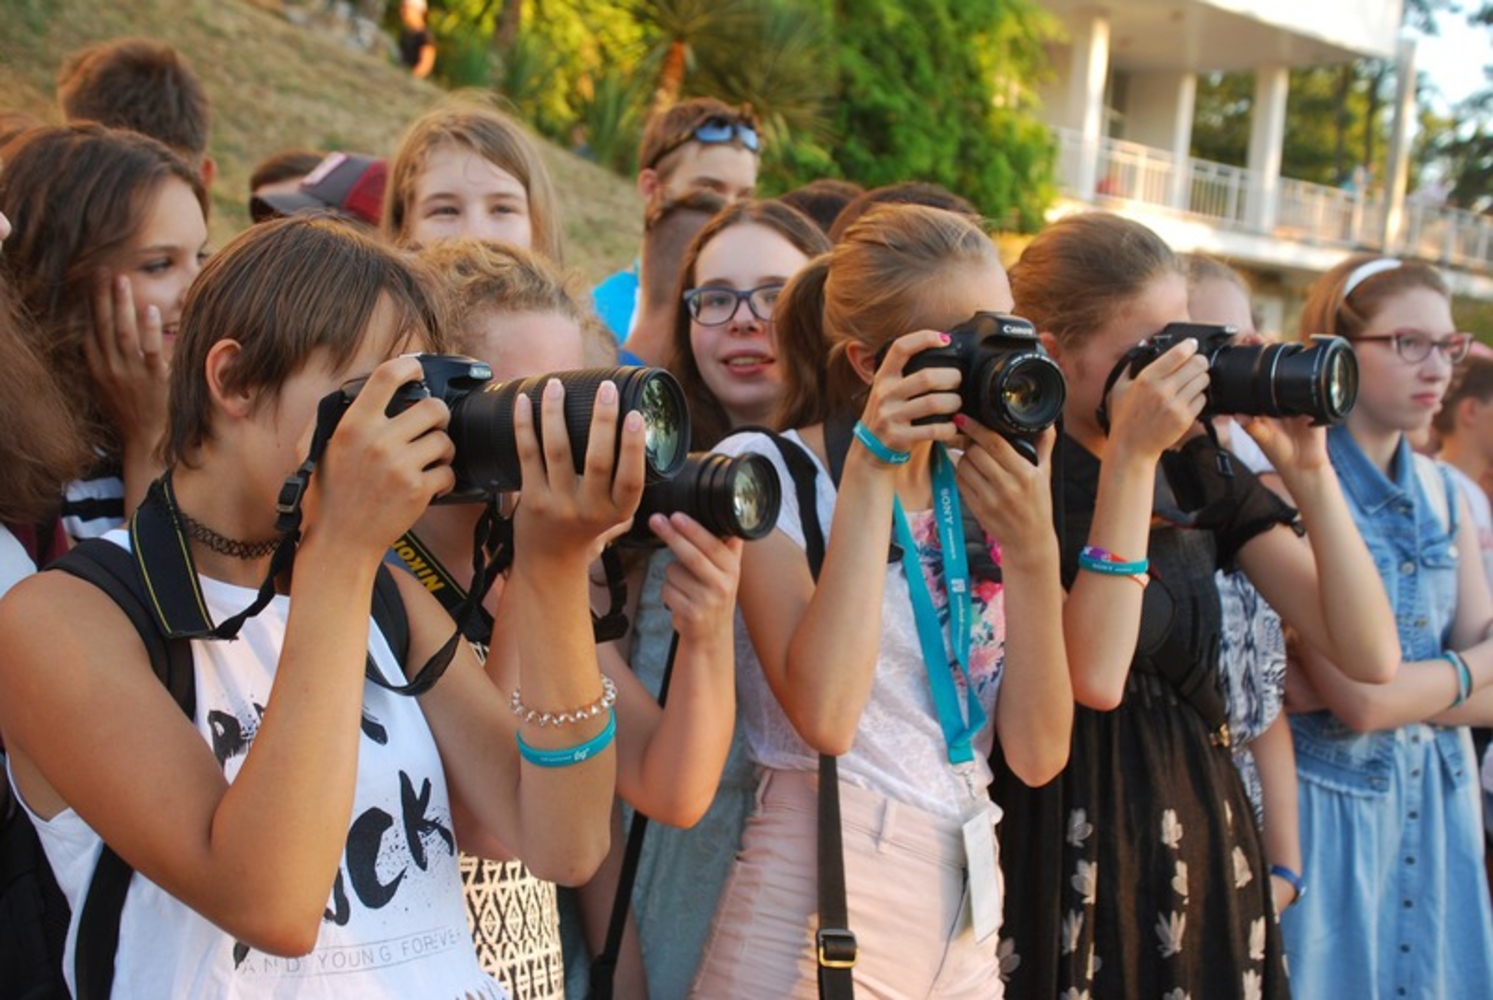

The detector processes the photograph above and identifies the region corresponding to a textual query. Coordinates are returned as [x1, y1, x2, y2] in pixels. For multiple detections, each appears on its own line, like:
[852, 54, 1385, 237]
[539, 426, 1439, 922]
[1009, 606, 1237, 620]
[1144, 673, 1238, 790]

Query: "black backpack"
[0, 539, 409, 1000]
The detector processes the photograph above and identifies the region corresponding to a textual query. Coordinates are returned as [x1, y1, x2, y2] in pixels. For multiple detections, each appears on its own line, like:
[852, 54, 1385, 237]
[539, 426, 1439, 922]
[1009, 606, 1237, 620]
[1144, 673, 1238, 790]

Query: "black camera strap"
[592, 547, 631, 644]
[757, 427, 857, 1000]
[123, 390, 460, 696]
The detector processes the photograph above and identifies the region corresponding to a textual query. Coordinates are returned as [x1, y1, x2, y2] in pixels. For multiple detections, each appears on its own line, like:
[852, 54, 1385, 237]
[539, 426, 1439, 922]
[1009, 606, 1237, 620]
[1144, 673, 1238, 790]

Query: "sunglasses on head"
[649, 117, 760, 169]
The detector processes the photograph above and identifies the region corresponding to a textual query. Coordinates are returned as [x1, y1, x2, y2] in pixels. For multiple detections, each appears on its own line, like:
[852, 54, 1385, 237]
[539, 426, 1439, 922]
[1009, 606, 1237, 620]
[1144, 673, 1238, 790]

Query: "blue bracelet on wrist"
[1269, 863, 1307, 903]
[1077, 545, 1149, 576]
[852, 420, 911, 466]
[1443, 651, 1473, 707]
[516, 707, 617, 768]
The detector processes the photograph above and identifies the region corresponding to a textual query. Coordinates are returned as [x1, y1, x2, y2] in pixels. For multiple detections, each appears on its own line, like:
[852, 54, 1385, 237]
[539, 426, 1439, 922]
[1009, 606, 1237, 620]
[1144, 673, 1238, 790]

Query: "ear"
[199, 155, 218, 191]
[204, 339, 253, 420]
[636, 168, 661, 204]
[1459, 395, 1483, 429]
[844, 340, 880, 387]
[1039, 330, 1062, 361]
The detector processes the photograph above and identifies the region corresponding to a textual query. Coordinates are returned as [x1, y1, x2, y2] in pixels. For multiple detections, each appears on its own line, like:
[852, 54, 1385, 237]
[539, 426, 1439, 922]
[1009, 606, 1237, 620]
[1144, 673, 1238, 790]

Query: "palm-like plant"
[687, 0, 834, 153]
[631, 0, 758, 114]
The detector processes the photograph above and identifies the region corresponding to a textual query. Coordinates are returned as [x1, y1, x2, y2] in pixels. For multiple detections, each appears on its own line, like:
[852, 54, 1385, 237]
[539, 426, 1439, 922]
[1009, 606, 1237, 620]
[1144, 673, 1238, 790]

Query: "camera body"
[893, 311, 1066, 464]
[339, 353, 691, 501]
[381, 353, 495, 416]
[1120, 323, 1358, 426]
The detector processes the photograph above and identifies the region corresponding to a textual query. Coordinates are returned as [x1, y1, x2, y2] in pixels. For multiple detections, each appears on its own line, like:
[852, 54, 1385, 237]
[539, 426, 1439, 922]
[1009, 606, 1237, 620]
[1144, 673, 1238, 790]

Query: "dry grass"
[0, 0, 641, 282]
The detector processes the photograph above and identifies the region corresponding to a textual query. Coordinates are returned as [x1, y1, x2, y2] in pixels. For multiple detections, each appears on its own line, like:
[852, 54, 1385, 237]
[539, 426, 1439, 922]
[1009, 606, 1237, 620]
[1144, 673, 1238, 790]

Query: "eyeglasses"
[684, 284, 783, 326]
[1354, 330, 1475, 365]
[648, 117, 761, 169]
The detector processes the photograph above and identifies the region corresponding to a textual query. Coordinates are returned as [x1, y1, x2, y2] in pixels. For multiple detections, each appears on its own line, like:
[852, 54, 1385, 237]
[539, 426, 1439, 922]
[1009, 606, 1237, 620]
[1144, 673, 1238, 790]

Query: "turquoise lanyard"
[890, 444, 987, 766]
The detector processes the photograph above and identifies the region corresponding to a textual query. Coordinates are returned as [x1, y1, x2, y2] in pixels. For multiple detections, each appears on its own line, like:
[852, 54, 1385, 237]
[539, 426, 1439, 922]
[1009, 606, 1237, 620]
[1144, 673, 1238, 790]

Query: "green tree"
[827, 0, 1057, 230]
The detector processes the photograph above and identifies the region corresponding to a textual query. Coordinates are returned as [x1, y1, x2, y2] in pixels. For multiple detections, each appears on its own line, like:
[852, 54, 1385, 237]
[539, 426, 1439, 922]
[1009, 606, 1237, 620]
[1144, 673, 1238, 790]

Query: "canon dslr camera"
[1110, 323, 1357, 427]
[887, 311, 1066, 464]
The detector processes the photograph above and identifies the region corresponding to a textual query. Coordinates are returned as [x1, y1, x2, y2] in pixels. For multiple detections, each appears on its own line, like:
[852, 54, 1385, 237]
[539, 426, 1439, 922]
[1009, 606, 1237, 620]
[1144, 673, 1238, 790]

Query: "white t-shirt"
[716, 430, 1005, 822]
[0, 524, 36, 599]
[19, 531, 502, 999]
[1445, 463, 1493, 589]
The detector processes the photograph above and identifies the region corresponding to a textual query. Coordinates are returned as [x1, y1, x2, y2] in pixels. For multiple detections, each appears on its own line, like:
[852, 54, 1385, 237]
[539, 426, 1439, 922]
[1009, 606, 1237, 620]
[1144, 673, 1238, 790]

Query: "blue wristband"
[1077, 546, 1149, 576]
[852, 420, 911, 465]
[517, 707, 617, 768]
[1269, 863, 1306, 903]
[1443, 651, 1473, 707]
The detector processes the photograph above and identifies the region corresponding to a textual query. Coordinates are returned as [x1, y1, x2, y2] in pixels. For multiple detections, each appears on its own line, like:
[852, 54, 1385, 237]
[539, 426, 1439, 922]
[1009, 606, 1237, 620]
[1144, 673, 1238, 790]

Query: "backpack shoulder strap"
[50, 540, 196, 716]
[48, 538, 195, 1000]
[759, 431, 829, 579]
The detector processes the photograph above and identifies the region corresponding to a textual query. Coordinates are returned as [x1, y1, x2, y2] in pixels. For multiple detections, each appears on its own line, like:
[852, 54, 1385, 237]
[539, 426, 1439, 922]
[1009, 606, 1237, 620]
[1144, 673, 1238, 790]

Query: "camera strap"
[592, 547, 631, 644]
[891, 445, 985, 767]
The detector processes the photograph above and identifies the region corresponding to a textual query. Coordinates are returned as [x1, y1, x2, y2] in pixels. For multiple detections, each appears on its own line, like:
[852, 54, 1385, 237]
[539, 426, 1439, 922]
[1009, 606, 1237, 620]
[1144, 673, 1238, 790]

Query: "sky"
[1415, 18, 1492, 111]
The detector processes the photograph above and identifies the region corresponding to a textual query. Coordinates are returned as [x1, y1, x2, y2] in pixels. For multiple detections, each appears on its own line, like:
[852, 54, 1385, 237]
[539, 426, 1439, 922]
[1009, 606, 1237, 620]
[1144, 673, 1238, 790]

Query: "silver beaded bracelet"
[510, 675, 618, 727]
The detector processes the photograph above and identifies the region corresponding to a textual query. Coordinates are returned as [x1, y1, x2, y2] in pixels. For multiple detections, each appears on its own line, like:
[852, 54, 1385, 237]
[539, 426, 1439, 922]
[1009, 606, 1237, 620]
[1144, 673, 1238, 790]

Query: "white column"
[1067, 11, 1111, 200]
[1381, 35, 1418, 250]
[1124, 71, 1198, 211]
[1246, 65, 1289, 231]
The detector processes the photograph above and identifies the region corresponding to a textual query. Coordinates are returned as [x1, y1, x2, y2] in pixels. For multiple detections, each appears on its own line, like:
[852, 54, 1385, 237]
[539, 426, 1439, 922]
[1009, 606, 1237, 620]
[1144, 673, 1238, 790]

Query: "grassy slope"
[0, 0, 640, 282]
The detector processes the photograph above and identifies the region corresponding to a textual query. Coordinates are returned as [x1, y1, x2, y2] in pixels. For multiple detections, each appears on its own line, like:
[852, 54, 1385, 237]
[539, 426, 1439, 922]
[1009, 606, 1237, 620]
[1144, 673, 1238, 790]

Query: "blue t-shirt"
[592, 264, 639, 345]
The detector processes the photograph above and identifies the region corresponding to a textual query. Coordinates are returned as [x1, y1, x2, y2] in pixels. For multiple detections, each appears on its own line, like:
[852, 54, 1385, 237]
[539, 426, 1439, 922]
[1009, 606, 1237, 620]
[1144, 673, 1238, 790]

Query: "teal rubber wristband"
[1077, 547, 1149, 576]
[517, 707, 617, 768]
[1443, 651, 1473, 707]
[852, 420, 911, 465]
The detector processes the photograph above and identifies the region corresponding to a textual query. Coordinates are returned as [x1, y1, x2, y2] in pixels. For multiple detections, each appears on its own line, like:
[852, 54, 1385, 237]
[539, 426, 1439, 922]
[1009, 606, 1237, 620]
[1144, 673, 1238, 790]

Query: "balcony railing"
[1055, 127, 1493, 272]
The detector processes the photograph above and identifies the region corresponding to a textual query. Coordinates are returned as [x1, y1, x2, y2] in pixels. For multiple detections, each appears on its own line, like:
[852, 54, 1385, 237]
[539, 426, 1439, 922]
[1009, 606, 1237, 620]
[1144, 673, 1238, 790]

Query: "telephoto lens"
[341, 355, 691, 499]
[451, 366, 690, 494]
[1207, 335, 1358, 426]
[618, 451, 782, 547]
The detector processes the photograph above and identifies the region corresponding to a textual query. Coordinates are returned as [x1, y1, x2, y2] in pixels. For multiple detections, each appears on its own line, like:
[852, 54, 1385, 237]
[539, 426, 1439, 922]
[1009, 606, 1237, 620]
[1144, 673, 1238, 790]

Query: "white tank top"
[18, 532, 504, 998]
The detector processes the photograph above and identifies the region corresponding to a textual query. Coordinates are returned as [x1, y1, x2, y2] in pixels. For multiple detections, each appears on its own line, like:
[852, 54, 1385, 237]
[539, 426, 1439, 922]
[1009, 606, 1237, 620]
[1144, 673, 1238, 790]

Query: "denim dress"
[1282, 427, 1493, 997]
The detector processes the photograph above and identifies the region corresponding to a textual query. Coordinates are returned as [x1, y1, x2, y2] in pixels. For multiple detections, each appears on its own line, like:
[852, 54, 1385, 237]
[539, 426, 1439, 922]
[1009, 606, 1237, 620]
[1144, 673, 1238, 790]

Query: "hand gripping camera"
[338, 354, 691, 501]
[887, 311, 1067, 464]
[1100, 323, 1358, 432]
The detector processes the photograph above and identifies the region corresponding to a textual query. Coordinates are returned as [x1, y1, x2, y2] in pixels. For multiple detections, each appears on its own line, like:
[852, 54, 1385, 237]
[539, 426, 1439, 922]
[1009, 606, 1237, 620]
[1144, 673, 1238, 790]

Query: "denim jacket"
[1291, 426, 1471, 794]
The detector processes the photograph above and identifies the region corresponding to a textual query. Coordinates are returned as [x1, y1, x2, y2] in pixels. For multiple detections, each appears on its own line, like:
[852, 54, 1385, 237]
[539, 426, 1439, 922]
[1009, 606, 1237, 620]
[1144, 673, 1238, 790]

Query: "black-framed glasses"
[684, 284, 783, 326]
[1354, 330, 1475, 365]
[648, 117, 761, 168]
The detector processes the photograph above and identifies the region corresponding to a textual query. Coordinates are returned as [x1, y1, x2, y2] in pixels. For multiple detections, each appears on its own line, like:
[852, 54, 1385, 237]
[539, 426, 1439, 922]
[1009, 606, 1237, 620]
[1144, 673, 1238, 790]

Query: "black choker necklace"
[176, 509, 283, 560]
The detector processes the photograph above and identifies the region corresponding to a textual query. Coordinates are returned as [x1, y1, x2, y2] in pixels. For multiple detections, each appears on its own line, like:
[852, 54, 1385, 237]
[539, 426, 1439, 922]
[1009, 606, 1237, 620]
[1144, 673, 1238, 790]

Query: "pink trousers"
[689, 768, 1005, 999]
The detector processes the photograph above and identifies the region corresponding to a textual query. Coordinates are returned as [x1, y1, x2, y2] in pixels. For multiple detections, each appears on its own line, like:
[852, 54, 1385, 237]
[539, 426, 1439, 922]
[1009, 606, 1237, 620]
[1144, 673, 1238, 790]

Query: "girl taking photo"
[691, 203, 1074, 998]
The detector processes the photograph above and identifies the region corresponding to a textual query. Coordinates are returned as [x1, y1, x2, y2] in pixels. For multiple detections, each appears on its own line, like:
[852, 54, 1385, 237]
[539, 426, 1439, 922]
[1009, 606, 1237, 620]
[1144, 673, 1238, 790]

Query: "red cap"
[250, 152, 387, 227]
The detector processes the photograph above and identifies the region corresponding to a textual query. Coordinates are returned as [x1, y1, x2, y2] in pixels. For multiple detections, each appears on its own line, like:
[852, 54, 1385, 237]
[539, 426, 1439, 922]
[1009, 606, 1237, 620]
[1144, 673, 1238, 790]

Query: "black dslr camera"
[1104, 323, 1358, 430]
[616, 451, 783, 547]
[886, 311, 1066, 464]
[339, 353, 691, 502]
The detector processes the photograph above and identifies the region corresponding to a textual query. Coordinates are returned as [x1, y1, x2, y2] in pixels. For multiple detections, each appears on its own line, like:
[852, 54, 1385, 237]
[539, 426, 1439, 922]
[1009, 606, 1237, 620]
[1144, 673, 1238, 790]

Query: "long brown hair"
[0, 123, 207, 457]
[774, 203, 998, 432]
[384, 95, 564, 263]
[167, 216, 444, 465]
[0, 276, 89, 523]
[667, 199, 829, 448]
[1009, 211, 1179, 351]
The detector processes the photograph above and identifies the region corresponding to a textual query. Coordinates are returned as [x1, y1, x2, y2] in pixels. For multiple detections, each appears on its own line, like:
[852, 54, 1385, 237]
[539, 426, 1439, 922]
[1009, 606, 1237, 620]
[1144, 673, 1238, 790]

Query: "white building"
[1035, 0, 1493, 326]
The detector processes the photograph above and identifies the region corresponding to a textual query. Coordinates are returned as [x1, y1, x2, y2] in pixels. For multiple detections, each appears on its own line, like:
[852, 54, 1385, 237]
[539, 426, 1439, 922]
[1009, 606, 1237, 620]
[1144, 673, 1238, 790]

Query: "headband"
[1343, 258, 1403, 298]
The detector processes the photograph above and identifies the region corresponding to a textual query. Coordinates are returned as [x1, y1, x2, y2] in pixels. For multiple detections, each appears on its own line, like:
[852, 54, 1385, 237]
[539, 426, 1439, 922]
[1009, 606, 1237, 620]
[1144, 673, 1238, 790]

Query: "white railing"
[1054, 127, 1493, 272]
